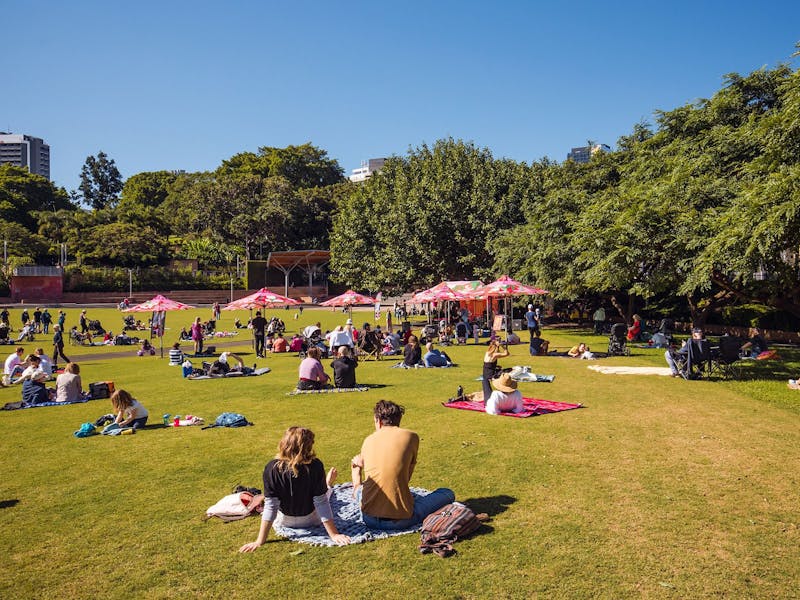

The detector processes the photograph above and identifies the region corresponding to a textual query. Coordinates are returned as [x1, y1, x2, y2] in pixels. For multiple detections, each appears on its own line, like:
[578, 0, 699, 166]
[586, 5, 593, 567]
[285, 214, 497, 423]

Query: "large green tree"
[330, 138, 529, 291]
[0, 164, 74, 232]
[216, 143, 344, 188]
[78, 151, 123, 210]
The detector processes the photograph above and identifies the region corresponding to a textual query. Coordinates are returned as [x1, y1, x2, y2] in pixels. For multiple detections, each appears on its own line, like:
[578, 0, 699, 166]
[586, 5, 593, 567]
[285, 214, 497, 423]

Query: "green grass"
[1, 307, 799, 598]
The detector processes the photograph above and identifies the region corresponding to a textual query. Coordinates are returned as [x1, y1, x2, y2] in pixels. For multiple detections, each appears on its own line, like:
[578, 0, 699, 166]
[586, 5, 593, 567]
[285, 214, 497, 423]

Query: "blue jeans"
[360, 487, 455, 530]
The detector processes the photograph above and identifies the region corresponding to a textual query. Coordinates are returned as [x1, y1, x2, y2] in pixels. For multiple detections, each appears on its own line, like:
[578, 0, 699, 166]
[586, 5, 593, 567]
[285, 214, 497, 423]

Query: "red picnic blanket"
[442, 397, 582, 418]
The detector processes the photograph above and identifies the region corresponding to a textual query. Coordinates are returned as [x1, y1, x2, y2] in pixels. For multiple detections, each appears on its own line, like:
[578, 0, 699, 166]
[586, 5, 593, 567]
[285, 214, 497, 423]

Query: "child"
[111, 389, 149, 429]
[138, 338, 156, 356]
[168, 342, 184, 365]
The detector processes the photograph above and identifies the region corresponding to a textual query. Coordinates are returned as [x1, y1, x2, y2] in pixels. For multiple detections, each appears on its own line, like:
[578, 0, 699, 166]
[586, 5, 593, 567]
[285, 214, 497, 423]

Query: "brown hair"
[373, 400, 404, 426]
[275, 427, 316, 477]
[64, 362, 80, 374]
[306, 346, 322, 360]
[110, 389, 135, 412]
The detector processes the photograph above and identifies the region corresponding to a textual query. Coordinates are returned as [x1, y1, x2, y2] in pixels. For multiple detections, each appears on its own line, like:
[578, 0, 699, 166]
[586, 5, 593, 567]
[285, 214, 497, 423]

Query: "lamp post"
[128, 269, 133, 298]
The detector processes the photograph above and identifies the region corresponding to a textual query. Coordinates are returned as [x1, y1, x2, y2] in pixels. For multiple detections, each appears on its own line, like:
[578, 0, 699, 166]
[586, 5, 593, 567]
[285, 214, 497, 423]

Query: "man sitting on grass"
[423, 342, 452, 367]
[350, 400, 454, 530]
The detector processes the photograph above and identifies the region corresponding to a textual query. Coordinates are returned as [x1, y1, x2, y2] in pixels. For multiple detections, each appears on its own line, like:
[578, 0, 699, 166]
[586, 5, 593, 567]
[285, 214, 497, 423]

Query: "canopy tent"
[123, 294, 195, 358]
[266, 250, 330, 299]
[463, 276, 549, 335]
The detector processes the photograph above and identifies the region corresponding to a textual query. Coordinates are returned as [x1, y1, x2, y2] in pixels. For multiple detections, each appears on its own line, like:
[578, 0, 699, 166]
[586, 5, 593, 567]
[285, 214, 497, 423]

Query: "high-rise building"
[0, 132, 51, 179]
[349, 158, 386, 182]
[566, 143, 610, 163]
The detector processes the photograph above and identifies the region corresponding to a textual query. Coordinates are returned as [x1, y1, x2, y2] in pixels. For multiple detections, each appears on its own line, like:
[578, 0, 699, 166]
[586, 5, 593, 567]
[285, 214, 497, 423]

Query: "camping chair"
[358, 331, 382, 361]
[69, 329, 89, 346]
[674, 338, 712, 380]
[710, 336, 745, 380]
[607, 323, 629, 356]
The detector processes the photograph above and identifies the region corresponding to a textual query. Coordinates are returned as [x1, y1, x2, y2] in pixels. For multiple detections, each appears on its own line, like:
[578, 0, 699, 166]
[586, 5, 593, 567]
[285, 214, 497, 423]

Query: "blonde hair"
[65, 362, 80, 374]
[275, 427, 316, 477]
[110, 389, 135, 412]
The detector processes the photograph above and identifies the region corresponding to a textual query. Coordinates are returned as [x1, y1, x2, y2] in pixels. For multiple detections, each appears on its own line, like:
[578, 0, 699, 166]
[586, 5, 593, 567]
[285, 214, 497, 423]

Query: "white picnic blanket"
[588, 365, 674, 376]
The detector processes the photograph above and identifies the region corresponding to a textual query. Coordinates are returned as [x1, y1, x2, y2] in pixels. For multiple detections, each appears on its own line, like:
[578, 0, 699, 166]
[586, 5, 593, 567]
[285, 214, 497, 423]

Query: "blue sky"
[3, 0, 799, 192]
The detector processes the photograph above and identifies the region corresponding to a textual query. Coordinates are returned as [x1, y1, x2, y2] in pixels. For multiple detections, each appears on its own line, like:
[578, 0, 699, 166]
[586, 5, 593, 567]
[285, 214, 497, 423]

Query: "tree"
[216, 143, 345, 188]
[78, 151, 123, 210]
[330, 139, 529, 291]
[0, 164, 74, 232]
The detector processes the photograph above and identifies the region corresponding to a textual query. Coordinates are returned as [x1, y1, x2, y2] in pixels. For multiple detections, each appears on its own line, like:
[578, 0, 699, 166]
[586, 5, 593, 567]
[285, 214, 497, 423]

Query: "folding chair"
[674, 339, 712, 380]
[710, 336, 745, 380]
[357, 331, 382, 361]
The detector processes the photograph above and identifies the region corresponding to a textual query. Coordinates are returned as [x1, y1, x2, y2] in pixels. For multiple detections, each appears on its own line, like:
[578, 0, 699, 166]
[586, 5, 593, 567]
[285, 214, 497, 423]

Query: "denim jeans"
[360, 487, 455, 530]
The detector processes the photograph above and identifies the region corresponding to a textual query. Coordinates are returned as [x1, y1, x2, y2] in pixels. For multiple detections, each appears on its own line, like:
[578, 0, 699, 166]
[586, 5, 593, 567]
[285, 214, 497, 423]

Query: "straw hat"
[491, 372, 518, 393]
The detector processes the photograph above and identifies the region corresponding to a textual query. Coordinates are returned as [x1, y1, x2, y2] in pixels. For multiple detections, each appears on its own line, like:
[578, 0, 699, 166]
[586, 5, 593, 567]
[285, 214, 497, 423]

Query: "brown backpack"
[418, 502, 489, 557]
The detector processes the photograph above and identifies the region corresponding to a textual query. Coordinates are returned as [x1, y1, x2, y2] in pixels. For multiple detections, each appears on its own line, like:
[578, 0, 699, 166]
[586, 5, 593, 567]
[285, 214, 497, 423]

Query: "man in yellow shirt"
[351, 400, 454, 530]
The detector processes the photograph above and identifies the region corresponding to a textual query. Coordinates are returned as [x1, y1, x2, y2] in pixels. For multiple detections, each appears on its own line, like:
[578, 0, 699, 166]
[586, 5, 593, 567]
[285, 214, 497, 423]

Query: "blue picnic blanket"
[272, 482, 428, 546]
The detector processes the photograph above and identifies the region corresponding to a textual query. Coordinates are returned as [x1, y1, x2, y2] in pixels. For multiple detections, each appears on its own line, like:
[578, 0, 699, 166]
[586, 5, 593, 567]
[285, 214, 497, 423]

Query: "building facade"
[349, 158, 386, 182]
[0, 132, 51, 179]
[566, 143, 610, 163]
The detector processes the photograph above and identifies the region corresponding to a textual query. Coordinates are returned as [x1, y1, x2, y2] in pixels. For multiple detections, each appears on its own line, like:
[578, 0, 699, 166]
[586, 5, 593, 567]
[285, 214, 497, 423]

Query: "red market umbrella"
[320, 290, 378, 319]
[123, 294, 195, 357]
[223, 288, 300, 311]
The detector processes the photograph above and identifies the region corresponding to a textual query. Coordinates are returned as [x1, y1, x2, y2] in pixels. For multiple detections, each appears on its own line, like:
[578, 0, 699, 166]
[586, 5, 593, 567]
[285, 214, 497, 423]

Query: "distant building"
[566, 143, 610, 164]
[0, 132, 50, 179]
[349, 158, 386, 183]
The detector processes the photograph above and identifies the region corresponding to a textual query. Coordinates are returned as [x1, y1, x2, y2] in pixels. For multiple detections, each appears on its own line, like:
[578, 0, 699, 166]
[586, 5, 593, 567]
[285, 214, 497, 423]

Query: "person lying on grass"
[567, 342, 594, 359]
[111, 389, 149, 429]
[239, 426, 351, 551]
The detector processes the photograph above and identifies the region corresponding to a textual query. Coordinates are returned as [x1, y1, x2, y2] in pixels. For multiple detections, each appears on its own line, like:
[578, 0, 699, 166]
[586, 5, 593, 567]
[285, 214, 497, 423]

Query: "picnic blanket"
[588, 365, 673, 376]
[3, 395, 98, 411]
[187, 367, 271, 380]
[287, 386, 370, 395]
[442, 396, 583, 418]
[272, 482, 427, 546]
[391, 363, 456, 369]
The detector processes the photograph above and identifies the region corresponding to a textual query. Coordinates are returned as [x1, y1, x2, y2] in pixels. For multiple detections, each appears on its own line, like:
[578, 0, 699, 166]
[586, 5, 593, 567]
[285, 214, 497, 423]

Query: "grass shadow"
[0, 499, 20, 509]
[460, 494, 516, 517]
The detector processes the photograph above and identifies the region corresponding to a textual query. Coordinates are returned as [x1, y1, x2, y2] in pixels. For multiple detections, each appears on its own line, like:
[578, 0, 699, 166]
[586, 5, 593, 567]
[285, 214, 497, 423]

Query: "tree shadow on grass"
[0, 499, 19, 509]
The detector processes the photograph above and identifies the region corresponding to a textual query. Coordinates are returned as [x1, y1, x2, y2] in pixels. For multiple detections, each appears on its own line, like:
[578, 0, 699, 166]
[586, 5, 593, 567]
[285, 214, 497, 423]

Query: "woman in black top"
[482, 340, 510, 401]
[239, 427, 350, 551]
[330, 346, 358, 388]
[403, 334, 422, 367]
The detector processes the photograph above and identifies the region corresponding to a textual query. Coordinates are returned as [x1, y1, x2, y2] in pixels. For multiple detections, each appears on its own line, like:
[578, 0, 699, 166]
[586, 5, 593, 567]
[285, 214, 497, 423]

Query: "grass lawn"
[1, 306, 799, 598]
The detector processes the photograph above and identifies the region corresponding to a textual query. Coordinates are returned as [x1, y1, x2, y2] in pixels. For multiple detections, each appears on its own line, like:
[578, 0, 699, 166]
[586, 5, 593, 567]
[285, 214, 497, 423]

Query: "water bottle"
[174, 415, 181, 427]
[456, 385, 463, 399]
[162, 414, 171, 426]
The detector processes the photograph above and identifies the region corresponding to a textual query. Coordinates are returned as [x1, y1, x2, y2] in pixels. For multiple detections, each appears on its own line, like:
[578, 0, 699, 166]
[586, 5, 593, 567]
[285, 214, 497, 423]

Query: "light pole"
[128, 269, 133, 298]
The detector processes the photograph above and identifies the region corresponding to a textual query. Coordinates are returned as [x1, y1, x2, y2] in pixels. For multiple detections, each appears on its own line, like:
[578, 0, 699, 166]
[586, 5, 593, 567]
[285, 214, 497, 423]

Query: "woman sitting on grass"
[55, 362, 83, 403]
[568, 342, 594, 359]
[297, 346, 330, 390]
[111, 389, 149, 429]
[239, 426, 351, 551]
[403, 335, 423, 367]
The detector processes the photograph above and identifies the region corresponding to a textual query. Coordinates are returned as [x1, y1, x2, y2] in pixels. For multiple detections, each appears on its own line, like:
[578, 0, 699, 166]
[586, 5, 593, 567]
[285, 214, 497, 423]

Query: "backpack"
[418, 502, 488, 558]
[201, 412, 253, 429]
[203, 491, 265, 522]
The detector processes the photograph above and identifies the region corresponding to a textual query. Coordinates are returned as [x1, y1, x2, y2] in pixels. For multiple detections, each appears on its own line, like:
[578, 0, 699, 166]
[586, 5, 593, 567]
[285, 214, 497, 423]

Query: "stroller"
[122, 315, 136, 331]
[420, 323, 438, 344]
[454, 321, 468, 345]
[607, 323, 629, 356]
[301, 325, 327, 358]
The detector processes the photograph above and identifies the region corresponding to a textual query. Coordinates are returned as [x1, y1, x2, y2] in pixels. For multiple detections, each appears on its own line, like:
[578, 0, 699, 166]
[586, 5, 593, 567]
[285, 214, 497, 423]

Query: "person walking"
[52, 325, 70, 371]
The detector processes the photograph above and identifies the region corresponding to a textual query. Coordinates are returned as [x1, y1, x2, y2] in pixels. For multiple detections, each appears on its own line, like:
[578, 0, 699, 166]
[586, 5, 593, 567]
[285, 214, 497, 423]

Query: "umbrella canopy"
[410, 282, 468, 303]
[123, 294, 195, 312]
[319, 290, 378, 307]
[467, 275, 548, 298]
[223, 288, 300, 310]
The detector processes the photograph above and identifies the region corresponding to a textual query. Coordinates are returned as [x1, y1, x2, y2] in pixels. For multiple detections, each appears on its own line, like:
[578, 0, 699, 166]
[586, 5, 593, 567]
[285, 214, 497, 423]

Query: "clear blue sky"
[3, 0, 798, 193]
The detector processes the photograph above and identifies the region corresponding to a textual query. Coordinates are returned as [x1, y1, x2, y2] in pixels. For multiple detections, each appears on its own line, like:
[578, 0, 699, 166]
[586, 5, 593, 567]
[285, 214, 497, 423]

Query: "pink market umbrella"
[223, 288, 300, 311]
[463, 276, 548, 335]
[320, 290, 378, 319]
[410, 283, 469, 323]
[123, 294, 195, 357]
[223, 288, 300, 352]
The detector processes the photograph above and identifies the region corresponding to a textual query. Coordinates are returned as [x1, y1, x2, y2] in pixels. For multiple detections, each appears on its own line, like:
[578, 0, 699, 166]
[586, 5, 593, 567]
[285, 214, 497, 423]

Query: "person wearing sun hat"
[485, 372, 524, 415]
